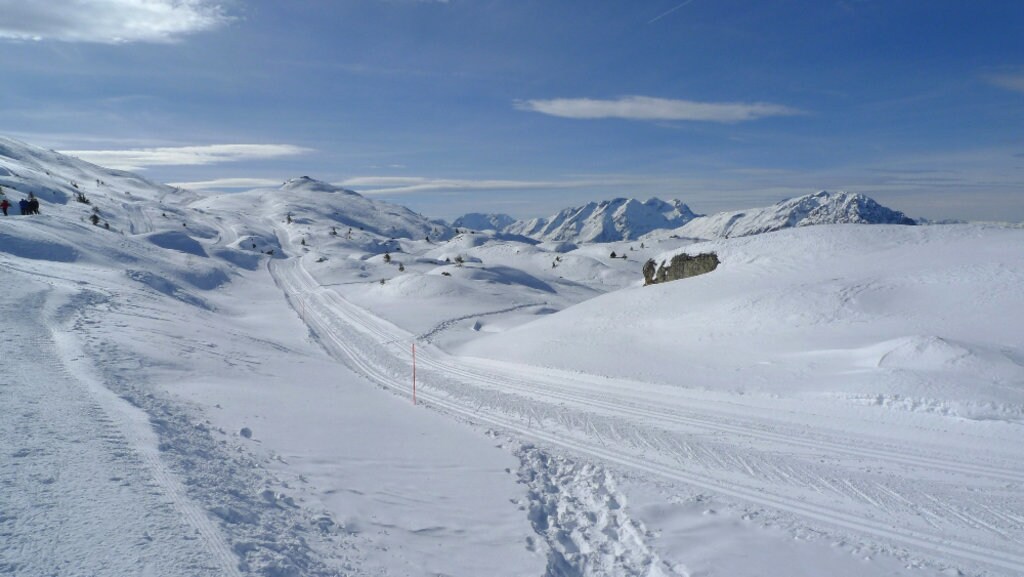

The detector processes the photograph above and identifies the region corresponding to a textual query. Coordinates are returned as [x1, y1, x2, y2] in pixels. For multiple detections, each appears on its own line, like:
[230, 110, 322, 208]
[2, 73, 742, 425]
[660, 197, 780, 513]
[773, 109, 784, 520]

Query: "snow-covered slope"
[668, 190, 915, 239]
[460, 223, 1023, 417]
[506, 197, 699, 242]
[4, 132, 1024, 577]
[0, 135, 195, 206]
[223, 176, 454, 240]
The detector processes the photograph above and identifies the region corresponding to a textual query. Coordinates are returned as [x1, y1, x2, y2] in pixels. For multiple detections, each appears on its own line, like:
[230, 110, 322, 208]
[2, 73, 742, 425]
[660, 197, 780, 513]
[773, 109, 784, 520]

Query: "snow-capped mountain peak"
[280, 176, 359, 196]
[451, 212, 517, 232]
[504, 196, 700, 243]
[667, 190, 915, 240]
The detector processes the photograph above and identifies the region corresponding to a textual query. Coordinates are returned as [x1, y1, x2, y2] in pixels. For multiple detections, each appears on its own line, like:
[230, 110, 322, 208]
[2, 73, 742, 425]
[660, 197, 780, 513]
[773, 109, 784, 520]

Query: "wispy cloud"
[648, 0, 697, 24]
[515, 96, 803, 123]
[338, 176, 623, 195]
[163, 175, 651, 196]
[0, 0, 231, 44]
[986, 72, 1024, 94]
[168, 178, 286, 191]
[63, 144, 313, 171]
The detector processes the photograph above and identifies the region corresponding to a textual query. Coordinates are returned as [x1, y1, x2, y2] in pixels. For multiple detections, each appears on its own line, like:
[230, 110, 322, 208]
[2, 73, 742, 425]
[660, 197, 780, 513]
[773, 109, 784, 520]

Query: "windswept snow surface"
[3, 136, 1024, 577]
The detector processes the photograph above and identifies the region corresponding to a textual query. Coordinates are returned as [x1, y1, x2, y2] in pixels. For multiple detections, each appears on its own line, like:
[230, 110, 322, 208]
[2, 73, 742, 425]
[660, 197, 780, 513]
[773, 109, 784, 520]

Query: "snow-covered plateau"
[2, 134, 1023, 577]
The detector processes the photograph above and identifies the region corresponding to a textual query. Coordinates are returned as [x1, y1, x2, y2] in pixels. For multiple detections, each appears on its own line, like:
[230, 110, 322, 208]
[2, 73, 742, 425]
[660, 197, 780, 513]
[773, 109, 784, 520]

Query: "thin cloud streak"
[169, 178, 286, 191]
[0, 0, 230, 44]
[648, 0, 697, 25]
[339, 176, 644, 195]
[516, 96, 803, 123]
[63, 144, 313, 171]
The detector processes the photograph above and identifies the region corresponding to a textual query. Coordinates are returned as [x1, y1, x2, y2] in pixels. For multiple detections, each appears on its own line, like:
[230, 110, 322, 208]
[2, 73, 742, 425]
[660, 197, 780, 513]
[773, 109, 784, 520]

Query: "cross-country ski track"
[271, 256, 1024, 576]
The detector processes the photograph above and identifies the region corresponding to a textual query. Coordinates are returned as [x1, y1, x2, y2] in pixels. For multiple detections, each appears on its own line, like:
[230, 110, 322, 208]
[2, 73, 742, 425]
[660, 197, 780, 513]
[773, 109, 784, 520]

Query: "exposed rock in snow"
[645, 252, 720, 285]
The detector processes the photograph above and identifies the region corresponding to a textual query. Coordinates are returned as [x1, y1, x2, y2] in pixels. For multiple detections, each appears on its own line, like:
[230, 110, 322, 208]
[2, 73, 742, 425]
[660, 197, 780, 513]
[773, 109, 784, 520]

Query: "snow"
[503, 197, 699, 243]
[665, 190, 915, 240]
[2, 134, 1024, 577]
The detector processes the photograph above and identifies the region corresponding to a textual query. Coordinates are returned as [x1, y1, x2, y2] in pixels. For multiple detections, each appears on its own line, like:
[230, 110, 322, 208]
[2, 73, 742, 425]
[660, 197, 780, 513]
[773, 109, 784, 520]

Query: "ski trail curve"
[271, 256, 1024, 576]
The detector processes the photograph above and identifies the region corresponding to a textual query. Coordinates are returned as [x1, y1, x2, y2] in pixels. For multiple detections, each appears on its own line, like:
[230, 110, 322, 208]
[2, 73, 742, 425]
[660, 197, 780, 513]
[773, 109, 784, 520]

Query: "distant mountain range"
[670, 190, 916, 240]
[454, 190, 915, 243]
[451, 213, 517, 232]
[1, 134, 915, 248]
[497, 198, 699, 243]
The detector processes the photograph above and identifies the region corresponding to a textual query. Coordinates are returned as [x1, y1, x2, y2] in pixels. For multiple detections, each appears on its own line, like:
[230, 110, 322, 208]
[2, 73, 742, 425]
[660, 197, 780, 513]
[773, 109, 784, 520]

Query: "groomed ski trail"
[271, 256, 1024, 576]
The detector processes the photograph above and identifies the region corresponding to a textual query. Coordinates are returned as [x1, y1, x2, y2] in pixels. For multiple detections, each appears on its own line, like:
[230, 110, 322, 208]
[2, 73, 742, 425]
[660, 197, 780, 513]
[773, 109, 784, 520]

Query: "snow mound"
[212, 248, 262, 270]
[449, 265, 556, 293]
[126, 269, 212, 310]
[380, 272, 477, 299]
[0, 227, 80, 262]
[877, 336, 973, 370]
[144, 230, 208, 257]
[539, 240, 579, 253]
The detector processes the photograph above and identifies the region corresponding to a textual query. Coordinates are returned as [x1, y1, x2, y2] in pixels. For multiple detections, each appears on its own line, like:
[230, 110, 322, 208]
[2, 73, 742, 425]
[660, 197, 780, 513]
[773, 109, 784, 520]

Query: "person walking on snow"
[1, 198, 9, 216]
[27, 194, 39, 215]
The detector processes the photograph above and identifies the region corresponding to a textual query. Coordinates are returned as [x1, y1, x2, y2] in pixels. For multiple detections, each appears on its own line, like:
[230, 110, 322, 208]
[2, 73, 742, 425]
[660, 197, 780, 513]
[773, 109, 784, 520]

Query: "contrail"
[648, 0, 697, 24]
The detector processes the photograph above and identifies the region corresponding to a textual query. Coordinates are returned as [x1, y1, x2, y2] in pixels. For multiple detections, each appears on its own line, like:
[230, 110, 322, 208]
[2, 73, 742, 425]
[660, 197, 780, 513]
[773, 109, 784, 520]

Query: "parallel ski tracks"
[273, 258, 1024, 575]
[282, 259, 1024, 484]
[439, 359, 1024, 483]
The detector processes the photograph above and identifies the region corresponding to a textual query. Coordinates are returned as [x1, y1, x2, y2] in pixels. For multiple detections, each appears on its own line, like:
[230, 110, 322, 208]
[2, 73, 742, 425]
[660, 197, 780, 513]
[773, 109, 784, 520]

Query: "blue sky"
[1, 0, 1022, 221]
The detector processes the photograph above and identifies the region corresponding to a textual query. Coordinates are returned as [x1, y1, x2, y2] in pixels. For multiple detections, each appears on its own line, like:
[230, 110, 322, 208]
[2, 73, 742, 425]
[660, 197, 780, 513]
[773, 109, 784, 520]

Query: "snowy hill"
[460, 223, 1023, 417]
[667, 190, 915, 240]
[260, 176, 455, 241]
[0, 135, 194, 207]
[505, 197, 699, 242]
[0, 136, 209, 236]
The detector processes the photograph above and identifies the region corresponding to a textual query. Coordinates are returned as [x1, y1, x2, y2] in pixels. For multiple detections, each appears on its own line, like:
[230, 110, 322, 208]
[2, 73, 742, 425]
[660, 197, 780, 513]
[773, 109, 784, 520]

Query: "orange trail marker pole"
[412, 342, 417, 405]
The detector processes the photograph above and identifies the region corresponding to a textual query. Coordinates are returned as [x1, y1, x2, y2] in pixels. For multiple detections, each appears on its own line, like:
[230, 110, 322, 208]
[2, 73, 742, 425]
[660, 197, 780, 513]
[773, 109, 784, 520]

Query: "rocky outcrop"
[644, 252, 719, 285]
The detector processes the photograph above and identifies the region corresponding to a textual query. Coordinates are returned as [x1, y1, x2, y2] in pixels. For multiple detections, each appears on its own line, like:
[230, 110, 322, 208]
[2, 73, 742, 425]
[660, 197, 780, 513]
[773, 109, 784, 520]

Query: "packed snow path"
[273, 256, 1024, 576]
[0, 277, 239, 576]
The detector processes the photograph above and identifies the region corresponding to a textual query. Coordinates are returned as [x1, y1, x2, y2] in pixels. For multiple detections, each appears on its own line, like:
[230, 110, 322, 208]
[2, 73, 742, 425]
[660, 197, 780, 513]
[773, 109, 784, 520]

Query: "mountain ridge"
[499, 197, 700, 243]
[667, 190, 915, 240]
